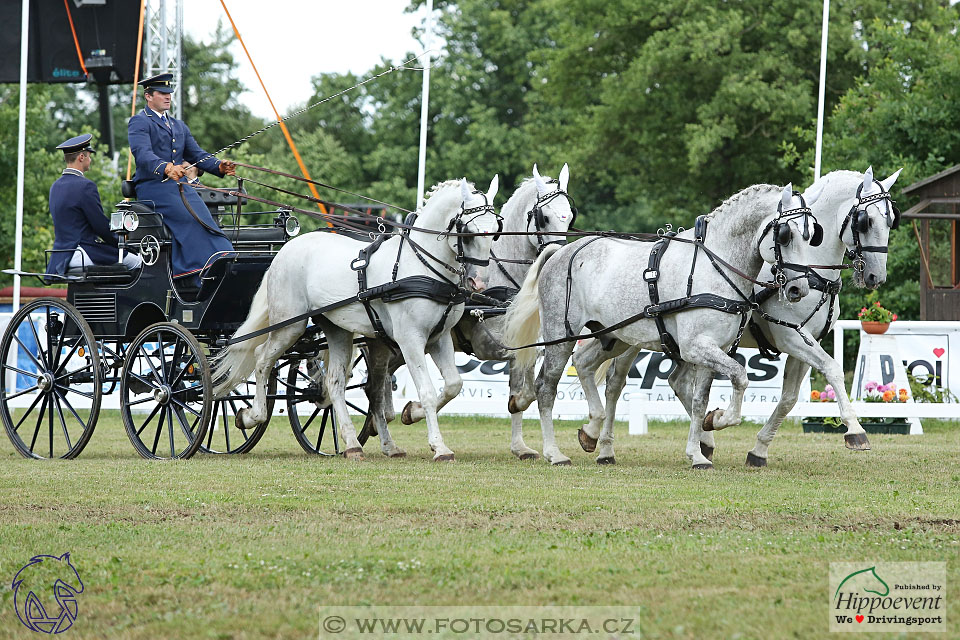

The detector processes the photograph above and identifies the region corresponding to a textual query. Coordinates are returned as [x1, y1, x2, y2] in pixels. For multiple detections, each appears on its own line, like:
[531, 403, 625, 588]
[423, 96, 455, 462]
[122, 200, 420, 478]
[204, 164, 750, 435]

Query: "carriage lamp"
[284, 215, 301, 237]
[110, 211, 139, 233]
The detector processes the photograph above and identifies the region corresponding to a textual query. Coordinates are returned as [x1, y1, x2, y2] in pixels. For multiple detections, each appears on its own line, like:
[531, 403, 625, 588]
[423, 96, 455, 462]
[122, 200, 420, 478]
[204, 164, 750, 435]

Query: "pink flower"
[892, 314, 898, 321]
[824, 384, 833, 392]
[825, 389, 836, 400]
[865, 381, 878, 392]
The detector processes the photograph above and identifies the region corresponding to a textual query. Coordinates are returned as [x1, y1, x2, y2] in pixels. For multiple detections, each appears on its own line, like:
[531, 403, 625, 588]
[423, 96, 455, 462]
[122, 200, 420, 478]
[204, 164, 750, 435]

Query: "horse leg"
[397, 336, 454, 461]
[668, 361, 715, 461]
[237, 323, 303, 430]
[507, 353, 539, 460]
[365, 341, 406, 458]
[594, 345, 638, 465]
[685, 366, 715, 468]
[317, 322, 364, 459]
[573, 339, 629, 453]
[748, 354, 806, 467]
[537, 341, 576, 466]
[682, 337, 750, 432]
[401, 336, 462, 425]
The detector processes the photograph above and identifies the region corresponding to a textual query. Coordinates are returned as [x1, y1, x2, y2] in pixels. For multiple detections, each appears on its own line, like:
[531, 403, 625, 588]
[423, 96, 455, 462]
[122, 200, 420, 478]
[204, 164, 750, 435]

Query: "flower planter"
[802, 418, 910, 435]
[860, 321, 890, 334]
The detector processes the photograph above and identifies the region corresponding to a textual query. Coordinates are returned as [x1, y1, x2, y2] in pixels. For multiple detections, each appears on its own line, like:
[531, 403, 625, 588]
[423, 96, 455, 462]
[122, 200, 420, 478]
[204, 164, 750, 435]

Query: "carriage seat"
[221, 226, 286, 245]
[65, 263, 140, 285]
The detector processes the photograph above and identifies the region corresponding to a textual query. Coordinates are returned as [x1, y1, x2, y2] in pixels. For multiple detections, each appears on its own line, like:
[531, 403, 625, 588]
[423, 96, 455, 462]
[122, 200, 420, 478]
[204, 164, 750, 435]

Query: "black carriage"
[1, 186, 366, 460]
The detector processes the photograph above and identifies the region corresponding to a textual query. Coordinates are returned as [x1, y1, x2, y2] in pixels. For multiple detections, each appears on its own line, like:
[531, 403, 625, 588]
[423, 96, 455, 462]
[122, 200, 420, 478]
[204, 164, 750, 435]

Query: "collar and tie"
[161, 114, 170, 129]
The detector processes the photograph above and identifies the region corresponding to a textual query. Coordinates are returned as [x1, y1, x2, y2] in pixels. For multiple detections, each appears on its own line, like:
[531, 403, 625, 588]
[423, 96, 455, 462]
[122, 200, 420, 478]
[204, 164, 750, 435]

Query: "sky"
[183, 1, 430, 119]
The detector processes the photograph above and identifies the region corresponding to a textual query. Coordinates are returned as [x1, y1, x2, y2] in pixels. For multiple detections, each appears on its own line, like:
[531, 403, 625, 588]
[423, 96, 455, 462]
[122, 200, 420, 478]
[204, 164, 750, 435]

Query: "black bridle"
[839, 180, 900, 273]
[757, 191, 823, 288]
[526, 181, 578, 254]
[442, 190, 503, 268]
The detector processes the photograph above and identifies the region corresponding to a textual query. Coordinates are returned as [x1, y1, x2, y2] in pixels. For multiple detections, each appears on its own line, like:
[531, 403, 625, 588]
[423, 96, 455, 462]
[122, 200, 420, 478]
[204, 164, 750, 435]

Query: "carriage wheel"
[0, 298, 101, 459]
[120, 322, 211, 460]
[200, 371, 277, 455]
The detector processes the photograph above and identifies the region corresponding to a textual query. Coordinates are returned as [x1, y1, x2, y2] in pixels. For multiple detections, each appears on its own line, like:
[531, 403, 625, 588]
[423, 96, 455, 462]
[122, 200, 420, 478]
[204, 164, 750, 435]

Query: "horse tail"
[504, 244, 561, 369]
[594, 353, 613, 388]
[212, 270, 272, 397]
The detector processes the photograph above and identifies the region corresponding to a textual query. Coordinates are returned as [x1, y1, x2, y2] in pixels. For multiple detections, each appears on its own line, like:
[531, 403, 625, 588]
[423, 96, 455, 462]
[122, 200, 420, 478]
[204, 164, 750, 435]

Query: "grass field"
[0, 411, 958, 639]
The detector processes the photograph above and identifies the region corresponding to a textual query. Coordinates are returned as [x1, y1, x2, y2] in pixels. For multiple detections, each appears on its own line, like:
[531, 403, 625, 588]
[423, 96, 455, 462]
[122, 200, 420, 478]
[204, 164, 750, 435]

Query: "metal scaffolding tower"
[143, 0, 183, 117]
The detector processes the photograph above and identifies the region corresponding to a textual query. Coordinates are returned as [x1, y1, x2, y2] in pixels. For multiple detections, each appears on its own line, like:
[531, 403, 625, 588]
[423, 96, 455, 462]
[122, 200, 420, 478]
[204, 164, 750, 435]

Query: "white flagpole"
[14, 0, 31, 313]
[415, 0, 434, 210]
[814, 0, 830, 181]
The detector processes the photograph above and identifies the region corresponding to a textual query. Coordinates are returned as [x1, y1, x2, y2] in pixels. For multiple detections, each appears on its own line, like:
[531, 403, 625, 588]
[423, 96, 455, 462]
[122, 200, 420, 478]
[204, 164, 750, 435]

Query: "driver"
[45, 133, 142, 277]
[128, 73, 235, 284]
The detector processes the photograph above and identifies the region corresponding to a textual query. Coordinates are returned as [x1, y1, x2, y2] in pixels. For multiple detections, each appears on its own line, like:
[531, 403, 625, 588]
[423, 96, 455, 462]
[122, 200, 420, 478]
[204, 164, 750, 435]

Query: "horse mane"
[417, 179, 466, 229]
[705, 184, 780, 220]
[499, 177, 541, 228]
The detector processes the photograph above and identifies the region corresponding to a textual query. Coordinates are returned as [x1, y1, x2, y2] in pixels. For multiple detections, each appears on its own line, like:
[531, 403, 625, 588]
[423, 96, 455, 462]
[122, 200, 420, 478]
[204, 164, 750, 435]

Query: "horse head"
[453, 176, 501, 291]
[12, 552, 84, 633]
[756, 184, 827, 303]
[837, 166, 903, 289]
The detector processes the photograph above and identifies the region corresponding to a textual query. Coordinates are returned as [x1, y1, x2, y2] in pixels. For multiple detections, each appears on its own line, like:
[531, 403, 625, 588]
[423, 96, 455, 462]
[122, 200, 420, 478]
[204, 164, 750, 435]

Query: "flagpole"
[14, 0, 31, 313]
[814, 0, 830, 181]
[415, 0, 434, 210]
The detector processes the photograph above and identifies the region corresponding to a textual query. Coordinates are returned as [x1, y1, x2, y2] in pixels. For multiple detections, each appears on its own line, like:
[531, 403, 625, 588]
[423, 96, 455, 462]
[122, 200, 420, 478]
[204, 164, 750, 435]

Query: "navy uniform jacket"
[128, 108, 234, 279]
[45, 171, 119, 276]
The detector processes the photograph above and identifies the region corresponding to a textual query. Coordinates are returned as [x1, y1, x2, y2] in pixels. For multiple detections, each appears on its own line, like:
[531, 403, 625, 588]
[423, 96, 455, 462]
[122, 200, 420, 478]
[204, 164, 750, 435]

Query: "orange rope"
[63, 0, 88, 77]
[218, 0, 329, 220]
[125, 0, 147, 184]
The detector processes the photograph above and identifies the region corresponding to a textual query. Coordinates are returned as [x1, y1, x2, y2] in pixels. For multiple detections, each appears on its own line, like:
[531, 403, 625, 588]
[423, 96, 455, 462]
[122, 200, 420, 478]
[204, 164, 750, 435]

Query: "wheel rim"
[201, 372, 275, 455]
[284, 358, 339, 456]
[121, 324, 210, 459]
[0, 300, 100, 459]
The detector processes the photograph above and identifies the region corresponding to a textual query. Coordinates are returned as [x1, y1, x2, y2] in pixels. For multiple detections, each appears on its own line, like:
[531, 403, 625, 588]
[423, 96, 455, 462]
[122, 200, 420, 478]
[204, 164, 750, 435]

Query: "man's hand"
[164, 163, 185, 181]
[219, 159, 237, 176]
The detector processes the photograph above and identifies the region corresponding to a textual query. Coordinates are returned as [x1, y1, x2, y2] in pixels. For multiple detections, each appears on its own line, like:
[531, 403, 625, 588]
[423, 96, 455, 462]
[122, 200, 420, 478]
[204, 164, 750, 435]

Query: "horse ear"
[486, 174, 499, 202]
[60, 552, 71, 562]
[559, 163, 570, 192]
[781, 184, 793, 208]
[804, 179, 826, 206]
[863, 166, 874, 191]
[460, 178, 471, 202]
[880, 167, 903, 193]
[532, 164, 548, 195]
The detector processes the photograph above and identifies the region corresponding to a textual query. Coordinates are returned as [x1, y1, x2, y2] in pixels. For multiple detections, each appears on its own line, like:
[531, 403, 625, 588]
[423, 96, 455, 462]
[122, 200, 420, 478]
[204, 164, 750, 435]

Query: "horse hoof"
[507, 396, 520, 414]
[551, 459, 572, 467]
[388, 450, 407, 459]
[745, 452, 767, 468]
[844, 432, 871, 451]
[703, 409, 722, 432]
[700, 443, 715, 461]
[596, 456, 616, 465]
[692, 463, 714, 470]
[343, 447, 365, 461]
[578, 428, 598, 453]
[434, 453, 455, 462]
[518, 452, 540, 461]
[234, 407, 251, 431]
[400, 401, 416, 425]
[358, 414, 377, 445]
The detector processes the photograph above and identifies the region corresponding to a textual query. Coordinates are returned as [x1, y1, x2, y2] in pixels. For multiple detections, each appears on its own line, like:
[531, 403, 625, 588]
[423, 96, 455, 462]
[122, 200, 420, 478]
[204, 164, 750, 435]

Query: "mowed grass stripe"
[1, 412, 958, 639]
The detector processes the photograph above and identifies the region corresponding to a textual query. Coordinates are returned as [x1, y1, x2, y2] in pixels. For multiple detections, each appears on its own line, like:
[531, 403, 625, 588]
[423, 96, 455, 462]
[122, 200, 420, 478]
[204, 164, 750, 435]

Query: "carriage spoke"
[29, 395, 48, 454]
[172, 405, 193, 441]
[207, 402, 220, 449]
[13, 334, 46, 372]
[137, 403, 163, 437]
[27, 312, 48, 368]
[49, 310, 72, 373]
[299, 406, 321, 435]
[55, 363, 93, 382]
[166, 336, 184, 385]
[13, 392, 45, 432]
[315, 409, 328, 451]
[53, 340, 83, 377]
[170, 383, 204, 396]
[128, 371, 159, 391]
[170, 397, 201, 418]
[5, 383, 41, 402]
[167, 403, 176, 458]
[345, 401, 366, 414]
[54, 384, 94, 400]
[150, 407, 165, 455]
[221, 403, 233, 450]
[125, 395, 157, 407]
[48, 392, 55, 457]
[55, 389, 89, 432]
[53, 394, 72, 451]
[169, 354, 196, 389]
[139, 345, 164, 386]
[2, 364, 41, 379]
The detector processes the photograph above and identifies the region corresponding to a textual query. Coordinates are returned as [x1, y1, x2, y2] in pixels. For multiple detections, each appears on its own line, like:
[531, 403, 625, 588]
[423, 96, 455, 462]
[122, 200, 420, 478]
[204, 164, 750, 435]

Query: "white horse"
[213, 177, 501, 461]
[577, 167, 902, 466]
[504, 184, 822, 467]
[360, 165, 576, 461]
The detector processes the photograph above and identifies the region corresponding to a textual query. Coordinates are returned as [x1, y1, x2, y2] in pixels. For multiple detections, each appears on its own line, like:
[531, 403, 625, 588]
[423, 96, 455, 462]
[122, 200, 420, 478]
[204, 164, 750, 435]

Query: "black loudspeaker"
[0, 0, 142, 84]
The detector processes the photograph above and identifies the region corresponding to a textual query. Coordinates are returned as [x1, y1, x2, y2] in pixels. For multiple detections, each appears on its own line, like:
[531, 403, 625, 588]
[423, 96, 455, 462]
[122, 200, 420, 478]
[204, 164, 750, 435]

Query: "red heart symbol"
[934, 348, 945, 358]
[856, 615, 864, 623]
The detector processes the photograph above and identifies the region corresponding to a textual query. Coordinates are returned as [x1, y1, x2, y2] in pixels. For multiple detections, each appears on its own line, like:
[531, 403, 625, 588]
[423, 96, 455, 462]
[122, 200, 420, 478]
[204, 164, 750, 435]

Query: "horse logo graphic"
[834, 565, 890, 599]
[11, 553, 84, 634]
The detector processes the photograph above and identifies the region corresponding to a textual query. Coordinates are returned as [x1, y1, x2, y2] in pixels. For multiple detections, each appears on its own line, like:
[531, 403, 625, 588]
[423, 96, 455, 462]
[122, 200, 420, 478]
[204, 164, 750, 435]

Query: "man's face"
[145, 89, 172, 113]
[79, 151, 92, 172]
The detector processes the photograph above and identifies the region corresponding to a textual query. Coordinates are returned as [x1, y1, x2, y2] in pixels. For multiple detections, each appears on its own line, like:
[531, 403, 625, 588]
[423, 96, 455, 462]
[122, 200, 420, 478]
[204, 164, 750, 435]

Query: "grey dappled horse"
[576, 168, 902, 467]
[504, 185, 821, 467]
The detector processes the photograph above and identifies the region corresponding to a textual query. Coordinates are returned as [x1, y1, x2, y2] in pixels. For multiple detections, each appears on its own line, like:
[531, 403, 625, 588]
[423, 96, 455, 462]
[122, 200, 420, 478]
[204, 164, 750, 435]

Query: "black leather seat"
[66, 263, 140, 284]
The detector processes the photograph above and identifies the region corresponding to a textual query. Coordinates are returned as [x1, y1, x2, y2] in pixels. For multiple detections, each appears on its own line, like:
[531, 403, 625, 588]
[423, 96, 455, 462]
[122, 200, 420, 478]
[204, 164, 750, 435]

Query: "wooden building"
[902, 165, 960, 320]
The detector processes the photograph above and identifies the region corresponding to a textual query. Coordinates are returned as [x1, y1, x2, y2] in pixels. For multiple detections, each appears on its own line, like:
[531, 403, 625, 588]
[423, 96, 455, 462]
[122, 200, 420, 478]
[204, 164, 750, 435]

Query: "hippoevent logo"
[829, 562, 945, 633]
[11, 553, 84, 634]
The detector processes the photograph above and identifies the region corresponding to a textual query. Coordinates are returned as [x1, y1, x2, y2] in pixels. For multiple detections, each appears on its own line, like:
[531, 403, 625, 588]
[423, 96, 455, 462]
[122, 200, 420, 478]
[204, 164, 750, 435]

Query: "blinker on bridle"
[444, 189, 503, 267]
[527, 179, 578, 253]
[840, 180, 900, 273]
